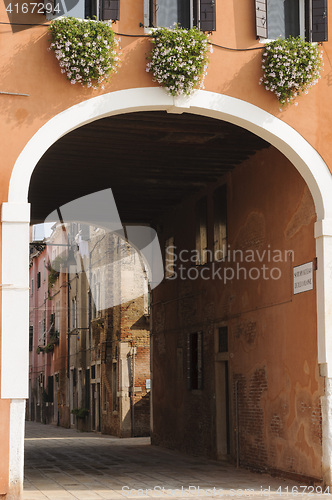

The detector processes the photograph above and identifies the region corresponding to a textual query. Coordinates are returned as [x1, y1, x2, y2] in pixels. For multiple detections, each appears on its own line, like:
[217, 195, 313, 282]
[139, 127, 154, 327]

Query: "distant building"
[27, 224, 150, 437]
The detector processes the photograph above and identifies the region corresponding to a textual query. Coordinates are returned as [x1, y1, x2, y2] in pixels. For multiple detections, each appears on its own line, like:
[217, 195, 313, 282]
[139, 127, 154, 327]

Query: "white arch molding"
[3, 88, 332, 491]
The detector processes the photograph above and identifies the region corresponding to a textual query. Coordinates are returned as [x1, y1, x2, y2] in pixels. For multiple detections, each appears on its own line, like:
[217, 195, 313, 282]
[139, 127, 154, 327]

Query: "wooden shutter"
[29, 326, 33, 352]
[200, 0, 216, 32]
[101, 0, 120, 21]
[149, 0, 157, 27]
[311, 0, 328, 41]
[255, 0, 268, 38]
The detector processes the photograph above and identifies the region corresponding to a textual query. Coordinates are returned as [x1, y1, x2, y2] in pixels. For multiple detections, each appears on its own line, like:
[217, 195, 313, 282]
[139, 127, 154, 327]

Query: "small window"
[47, 376, 54, 403]
[112, 362, 118, 411]
[55, 301, 60, 333]
[29, 326, 33, 352]
[37, 272, 41, 289]
[213, 185, 227, 261]
[38, 320, 45, 346]
[165, 236, 175, 278]
[195, 196, 208, 265]
[218, 326, 228, 353]
[256, 0, 328, 41]
[71, 297, 77, 330]
[92, 272, 101, 318]
[146, 0, 216, 31]
[187, 331, 203, 390]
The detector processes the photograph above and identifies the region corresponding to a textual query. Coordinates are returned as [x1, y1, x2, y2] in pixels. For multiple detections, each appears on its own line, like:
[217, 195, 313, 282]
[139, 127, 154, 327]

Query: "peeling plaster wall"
[152, 145, 323, 480]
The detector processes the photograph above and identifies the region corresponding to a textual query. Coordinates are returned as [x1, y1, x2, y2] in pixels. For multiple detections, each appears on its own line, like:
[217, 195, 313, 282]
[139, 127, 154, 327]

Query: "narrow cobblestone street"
[24, 422, 329, 499]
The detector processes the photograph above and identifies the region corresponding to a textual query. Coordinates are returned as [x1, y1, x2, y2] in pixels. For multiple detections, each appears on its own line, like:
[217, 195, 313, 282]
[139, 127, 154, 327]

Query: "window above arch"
[144, 0, 216, 31]
[256, 0, 328, 42]
[45, 0, 120, 21]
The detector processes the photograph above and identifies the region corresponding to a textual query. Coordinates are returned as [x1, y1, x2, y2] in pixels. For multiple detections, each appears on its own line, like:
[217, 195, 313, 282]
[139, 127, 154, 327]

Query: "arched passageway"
[4, 89, 332, 492]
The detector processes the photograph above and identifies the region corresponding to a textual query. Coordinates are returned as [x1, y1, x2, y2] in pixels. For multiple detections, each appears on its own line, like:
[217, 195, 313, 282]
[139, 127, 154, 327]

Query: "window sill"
[46, 14, 114, 24]
[259, 36, 317, 45]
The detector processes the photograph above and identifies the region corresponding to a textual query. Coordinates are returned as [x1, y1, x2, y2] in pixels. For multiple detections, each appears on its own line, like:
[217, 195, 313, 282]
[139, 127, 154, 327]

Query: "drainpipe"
[131, 341, 135, 437]
[235, 380, 240, 468]
[67, 231, 70, 380]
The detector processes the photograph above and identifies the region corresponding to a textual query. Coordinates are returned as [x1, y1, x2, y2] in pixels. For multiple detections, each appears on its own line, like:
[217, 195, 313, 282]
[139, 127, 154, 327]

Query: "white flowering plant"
[260, 36, 323, 106]
[49, 17, 119, 89]
[146, 25, 210, 96]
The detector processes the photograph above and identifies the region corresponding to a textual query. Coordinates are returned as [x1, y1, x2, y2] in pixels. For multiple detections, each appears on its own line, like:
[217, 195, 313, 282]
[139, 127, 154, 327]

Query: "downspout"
[67, 233, 70, 380]
[235, 380, 240, 468]
[131, 341, 135, 437]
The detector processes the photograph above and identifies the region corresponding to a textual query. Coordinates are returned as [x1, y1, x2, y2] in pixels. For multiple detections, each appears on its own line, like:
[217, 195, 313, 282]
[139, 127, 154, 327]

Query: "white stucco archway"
[3, 87, 332, 492]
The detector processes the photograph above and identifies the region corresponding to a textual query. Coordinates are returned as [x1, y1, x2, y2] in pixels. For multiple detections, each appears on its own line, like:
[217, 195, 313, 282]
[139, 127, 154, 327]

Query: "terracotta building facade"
[27, 224, 150, 437]
[1, 0, 332, 497]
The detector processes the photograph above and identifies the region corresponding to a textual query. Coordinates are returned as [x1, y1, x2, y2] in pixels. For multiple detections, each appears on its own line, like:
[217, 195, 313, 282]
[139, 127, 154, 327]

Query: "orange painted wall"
[152, 146, 322, 479]
[0, 0, 331, 492]
[0, 0, 332, 209]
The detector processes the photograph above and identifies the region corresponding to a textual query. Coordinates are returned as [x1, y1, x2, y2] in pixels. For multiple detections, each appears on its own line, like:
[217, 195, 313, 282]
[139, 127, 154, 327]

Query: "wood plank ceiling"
[29, 111, 269, 224]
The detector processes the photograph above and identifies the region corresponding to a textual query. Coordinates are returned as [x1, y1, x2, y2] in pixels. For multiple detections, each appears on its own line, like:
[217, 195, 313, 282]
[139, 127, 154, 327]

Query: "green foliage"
[49, 17, 120, 89]
[47, 259, 60, 288]
[37, 335, 58, 355]
[146, 25, 211, 96]
[50, 331, 59, 345]
[71, 407, 89, 419]
[44, 343, 55, 353]
[260, 37, 323, 106]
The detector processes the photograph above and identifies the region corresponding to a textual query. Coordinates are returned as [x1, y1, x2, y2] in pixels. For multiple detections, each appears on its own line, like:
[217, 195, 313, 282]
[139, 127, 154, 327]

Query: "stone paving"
[24, 421, 330, 500]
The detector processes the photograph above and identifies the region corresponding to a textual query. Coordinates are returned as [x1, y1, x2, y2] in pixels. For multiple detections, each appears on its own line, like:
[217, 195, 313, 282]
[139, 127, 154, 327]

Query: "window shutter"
[149, 0, 157, 27]
[101, 0, 120, 21]
[200, 0, 216, 32]
[29, 326, 33, 352]
[255, 0, 268, 38]
[311, 0, 328, 41]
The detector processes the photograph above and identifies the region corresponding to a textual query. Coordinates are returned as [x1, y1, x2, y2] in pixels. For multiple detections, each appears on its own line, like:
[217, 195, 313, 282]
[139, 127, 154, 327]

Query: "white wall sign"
[293, 262, 313, 294]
